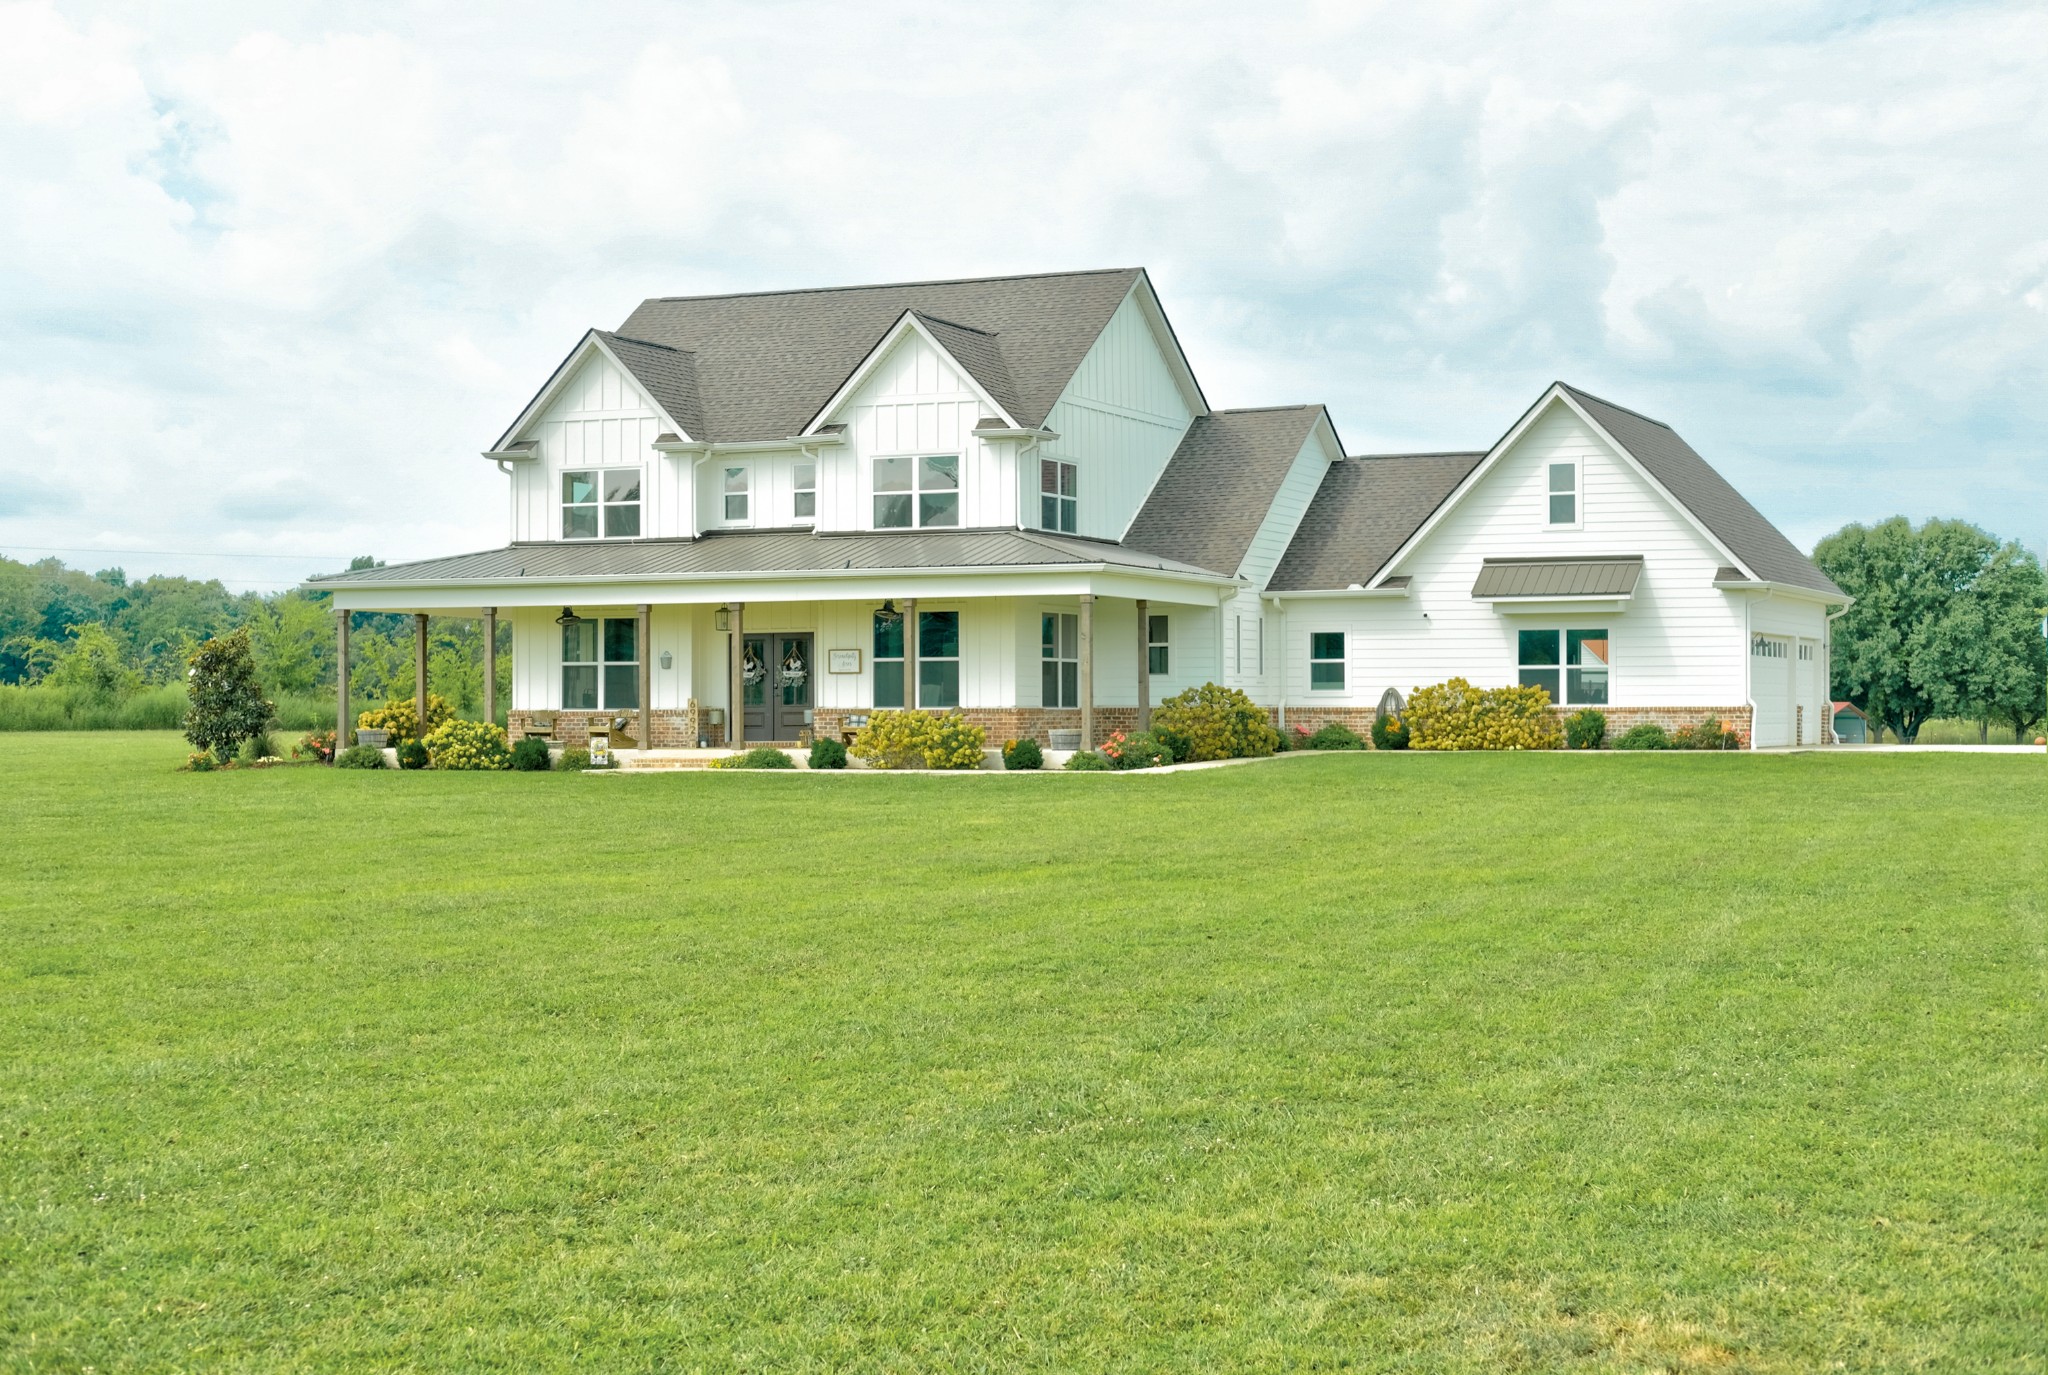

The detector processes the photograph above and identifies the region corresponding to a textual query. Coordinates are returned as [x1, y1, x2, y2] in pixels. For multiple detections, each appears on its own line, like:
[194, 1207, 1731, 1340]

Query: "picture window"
[874, 454, 959, 528]
[562, 468, 641, 540]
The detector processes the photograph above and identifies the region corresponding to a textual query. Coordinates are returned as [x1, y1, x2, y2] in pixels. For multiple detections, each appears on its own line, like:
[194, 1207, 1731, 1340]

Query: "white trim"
[1543, 456, 1583, 531]
[869, 451, 964, 531]
[717, 462, 753, 528]
[799, 311, 1022, 436]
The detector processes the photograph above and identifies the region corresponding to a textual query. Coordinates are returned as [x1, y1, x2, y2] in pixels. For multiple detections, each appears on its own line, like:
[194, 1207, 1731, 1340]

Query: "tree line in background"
[1815, 518, 2047, 744]
[0, 554, 508, 730]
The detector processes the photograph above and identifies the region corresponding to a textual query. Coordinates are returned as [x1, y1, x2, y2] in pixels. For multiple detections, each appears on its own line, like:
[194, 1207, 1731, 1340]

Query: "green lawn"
[3, 734, 2042, 1372]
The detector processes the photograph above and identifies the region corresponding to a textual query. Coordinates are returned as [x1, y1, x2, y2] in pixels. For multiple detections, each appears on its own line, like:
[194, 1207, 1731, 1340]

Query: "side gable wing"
[1270, 452, 1487, 591]
[491, 330, 699, 452]
[1123, 406, 1338, 578]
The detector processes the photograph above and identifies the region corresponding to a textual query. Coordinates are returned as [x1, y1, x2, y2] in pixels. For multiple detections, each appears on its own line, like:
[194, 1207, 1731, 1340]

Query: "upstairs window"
[793, 462, 816, 522]
[1147, 614, 1170, 676]
[1040, 459, 1077, 533]
[563, 468, 641, 539]
[1042, 612, 1079, 707]
[874, 455, 959, 529]
[1547, 461, 1579, 527]
[562, 616, 638, 709]
[723, 466, 750, 523]
[1309, 632, 1345, 691]
[1519, 628, 1609, 705]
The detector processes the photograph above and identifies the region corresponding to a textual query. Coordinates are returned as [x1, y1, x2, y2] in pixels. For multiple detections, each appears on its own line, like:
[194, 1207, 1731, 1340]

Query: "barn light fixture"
[555, 607, 582, 627]
[875, 599, 903, 627]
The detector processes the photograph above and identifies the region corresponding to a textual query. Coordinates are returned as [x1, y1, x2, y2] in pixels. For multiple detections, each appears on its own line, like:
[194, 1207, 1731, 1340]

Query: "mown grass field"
[2, 733, 2042, 1372]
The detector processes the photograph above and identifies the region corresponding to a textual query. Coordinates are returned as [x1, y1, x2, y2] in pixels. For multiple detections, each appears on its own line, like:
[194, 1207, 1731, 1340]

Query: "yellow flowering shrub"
[1150, 683, 1279, 760]
[1406, 678, 1563, 751]
[423, 718, 511, 770]
[849, 710, 986, 769]
[358, 693, 454, 744]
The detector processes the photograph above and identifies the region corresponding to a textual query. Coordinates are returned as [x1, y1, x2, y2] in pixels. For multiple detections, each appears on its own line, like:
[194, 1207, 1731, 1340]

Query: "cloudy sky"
[3, 0, 2043, 591]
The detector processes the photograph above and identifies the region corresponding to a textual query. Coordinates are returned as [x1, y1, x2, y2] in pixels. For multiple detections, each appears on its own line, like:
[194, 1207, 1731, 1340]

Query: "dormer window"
[563, 468, 641, 539]
[1040, 459, 1077, 534]
[1547, 461, 1579, 527]
[874, 455, 959, 529]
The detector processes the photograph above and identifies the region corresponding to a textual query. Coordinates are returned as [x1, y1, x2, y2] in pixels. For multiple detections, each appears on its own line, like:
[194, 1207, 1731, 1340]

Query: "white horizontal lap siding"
[1046, 292, 1194, 541]
[514, 355, 672, 541]
[1310, 402, 1748, 708]
[834, 334, 999, 531]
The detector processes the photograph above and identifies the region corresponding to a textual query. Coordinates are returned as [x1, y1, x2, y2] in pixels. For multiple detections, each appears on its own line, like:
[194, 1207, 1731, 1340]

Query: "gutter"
[306, 560, 1244, 592]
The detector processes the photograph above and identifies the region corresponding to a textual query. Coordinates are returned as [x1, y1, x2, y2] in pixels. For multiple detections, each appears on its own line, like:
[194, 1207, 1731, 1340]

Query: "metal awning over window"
[1471, 557, 1644, 600]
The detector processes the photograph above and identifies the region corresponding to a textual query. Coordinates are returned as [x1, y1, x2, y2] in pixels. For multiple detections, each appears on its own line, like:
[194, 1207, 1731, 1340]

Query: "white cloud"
[1, 0, 2043, 584]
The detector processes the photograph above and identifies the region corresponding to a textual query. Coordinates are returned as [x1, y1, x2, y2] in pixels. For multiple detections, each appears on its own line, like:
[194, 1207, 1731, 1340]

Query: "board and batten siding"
[506, 353, 685, 542]
[1042, 290, 1195, 543]
[1279, 400, 1751, 710]
[1237, 429, 1334, 588]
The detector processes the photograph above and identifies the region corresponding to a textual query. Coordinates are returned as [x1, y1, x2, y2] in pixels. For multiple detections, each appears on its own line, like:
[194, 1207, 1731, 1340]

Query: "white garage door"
[1751, 634, 1793, 747]
[1795, 639, 1821, 744]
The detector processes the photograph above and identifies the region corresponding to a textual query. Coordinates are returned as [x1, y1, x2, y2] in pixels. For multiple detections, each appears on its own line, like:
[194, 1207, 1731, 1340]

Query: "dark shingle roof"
[1268, 452, 1484, 591]
[306, 528, 1231, 588]
[1123, 406, 1329, 576]
[1471, 557, 1644, 598]
[909, 313, 1025, 425]
[1559, 385, 1842, 597]
[611, 268, 1149, 441]
[595, 331, 704, 440]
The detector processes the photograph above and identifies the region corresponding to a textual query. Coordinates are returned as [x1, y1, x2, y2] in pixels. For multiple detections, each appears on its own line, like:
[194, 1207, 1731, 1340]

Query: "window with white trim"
[1042, 612, 1078, 707]
[722, 466, 750, 523]
[1040, 459, 1077, 533]
[1752, 635, 1788, 659]
[1519, 628, 1610, 705]
[563, 616, 638, 709]
[563, 468, 641, 539]
[793, 462, 816, 522]
[1147, 614, 1169, 676]
[874, 454, 960, 528]
[1546, 461, 1579, 527]
[1309, 632, 1345, 691]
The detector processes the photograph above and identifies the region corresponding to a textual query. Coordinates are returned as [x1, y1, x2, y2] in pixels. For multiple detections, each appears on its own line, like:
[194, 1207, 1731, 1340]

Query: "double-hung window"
[1518, 629, 1609, 705]
[874, 611, 905, 708]
[1040, 459, 1077, 533]
[918, 611, 960, 708]
[563, 468, 641, 539]
[722, 466, 750, 523]
[1309, 632, 1345, 690]
[874, 455, 959, 528]
[562, 616, 638, 710]
[793, 462, 816, 522]
[1546, 461, 1579, 527]
[1042, 612, 1079, 707]
[1147, 614, 1169, 675]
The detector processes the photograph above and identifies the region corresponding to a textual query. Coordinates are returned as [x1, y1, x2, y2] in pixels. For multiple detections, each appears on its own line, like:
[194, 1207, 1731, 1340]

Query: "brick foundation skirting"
[509, 709, 733, 748]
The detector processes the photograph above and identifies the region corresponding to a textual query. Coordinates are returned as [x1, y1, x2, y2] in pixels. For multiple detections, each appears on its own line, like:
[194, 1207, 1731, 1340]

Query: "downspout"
[1743, 586, 1777, 750]
[1272, 594, 1287, 733]
[1825, 601, 1851, 745]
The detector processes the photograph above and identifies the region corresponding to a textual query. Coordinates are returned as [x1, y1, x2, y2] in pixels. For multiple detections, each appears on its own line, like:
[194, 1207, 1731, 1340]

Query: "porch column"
[902, 598, 918, 710]
[413, 614, 429, 733]
[1135, 597, 1151, 732]
[335, 607, 350, 762]
[1079, 593, 1096, 752]
[482, 607, 497, 729]
[636, 603, 651, 750]
[727, 602, 744, 746]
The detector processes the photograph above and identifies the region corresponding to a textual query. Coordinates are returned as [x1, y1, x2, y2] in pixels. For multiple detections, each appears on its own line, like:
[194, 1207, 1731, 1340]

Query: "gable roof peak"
[1553, 381, 1673, 431]
[641, 265, 1146, 306]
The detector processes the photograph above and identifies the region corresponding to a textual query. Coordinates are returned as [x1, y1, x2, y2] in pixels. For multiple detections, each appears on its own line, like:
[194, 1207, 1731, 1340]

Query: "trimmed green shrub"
[559, 747, 593, 771]
[425, 719, 511, 770]
[336, 745, 385, 769]
[395, 740, 429, 770]
[184, 750, 216, 772]
[1062, 749, 1112, 771]
[1105, 730, 1175, 769]
[1565, 709, 1607, 751]
[1407, 678, 1563, 751]
[509, 736, 552, 771]
[1306, 721, 1366, 751]
[849, 710, 986, 769]
[184, 629, 274, 764]
[1371, 712, 1410, 750]
[809, 737, 849, 770]
[713, 747, 797, 769]
[1001, 737, 1043, 770]
[1672, 717, 1740, 750]
[356, 694, 454, 745]
[1151, 683, 1279, 760]
[1614, 723, 1672, 751]
[1151, 726, 1192, 762]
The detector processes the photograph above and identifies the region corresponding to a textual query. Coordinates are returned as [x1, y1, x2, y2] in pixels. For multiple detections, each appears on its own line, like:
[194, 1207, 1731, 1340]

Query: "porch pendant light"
[714, 606, 730, 631]
[875, 599, 902, 626]
[555, 607, 582, 627]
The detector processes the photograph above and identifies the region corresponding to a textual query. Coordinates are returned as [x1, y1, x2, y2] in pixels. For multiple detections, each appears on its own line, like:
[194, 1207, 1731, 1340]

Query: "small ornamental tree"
[184, 629, 273, 763]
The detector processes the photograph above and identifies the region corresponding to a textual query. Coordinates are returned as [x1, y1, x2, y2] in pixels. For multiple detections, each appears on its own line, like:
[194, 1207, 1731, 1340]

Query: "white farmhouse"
[311, 268, 1847, 751]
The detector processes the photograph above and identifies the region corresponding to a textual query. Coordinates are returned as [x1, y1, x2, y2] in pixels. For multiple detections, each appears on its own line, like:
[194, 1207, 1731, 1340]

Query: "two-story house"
[311, 267, 1847, 752]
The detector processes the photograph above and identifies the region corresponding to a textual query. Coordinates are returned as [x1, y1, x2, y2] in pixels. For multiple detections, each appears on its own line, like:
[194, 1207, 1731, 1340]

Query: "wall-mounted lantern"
[714, 607, 731, 631]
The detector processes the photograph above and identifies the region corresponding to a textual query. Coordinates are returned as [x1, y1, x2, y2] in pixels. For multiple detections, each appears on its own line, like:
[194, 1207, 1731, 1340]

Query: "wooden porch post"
[727, 602, 744, 746]
[482, 607, 498, 730]
[335, 607, 350, 761]
[1079, 593, 1096, 752]
[902, 598, 918, 710]
[413, 613, 429, 733]
[636, 603, 651, 750]
[1135, 597, 1151, 733]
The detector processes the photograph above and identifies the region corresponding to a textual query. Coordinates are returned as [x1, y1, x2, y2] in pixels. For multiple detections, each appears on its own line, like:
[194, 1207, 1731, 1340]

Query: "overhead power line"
[1, 544, 355, 562]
